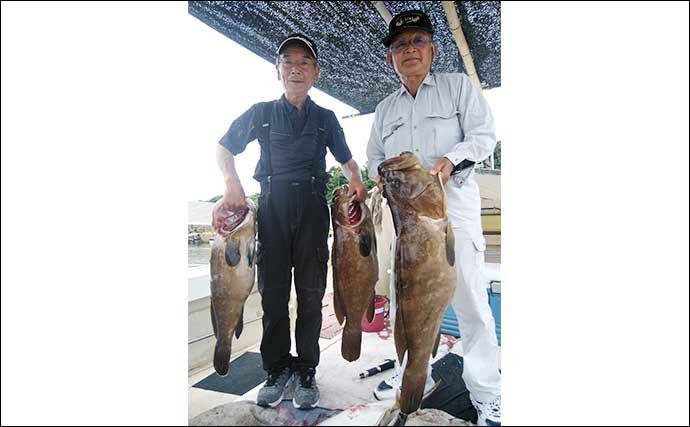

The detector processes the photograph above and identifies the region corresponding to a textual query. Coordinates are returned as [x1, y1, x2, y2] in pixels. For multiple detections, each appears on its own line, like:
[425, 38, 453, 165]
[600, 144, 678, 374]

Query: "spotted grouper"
[378, 152, 457, 421]
[209, 198, 257, 376]
[331, 184, 379, 362]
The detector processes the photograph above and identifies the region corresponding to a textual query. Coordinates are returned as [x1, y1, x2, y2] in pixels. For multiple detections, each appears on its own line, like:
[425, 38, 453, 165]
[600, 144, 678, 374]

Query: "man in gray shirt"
[366, 10, 501, 426]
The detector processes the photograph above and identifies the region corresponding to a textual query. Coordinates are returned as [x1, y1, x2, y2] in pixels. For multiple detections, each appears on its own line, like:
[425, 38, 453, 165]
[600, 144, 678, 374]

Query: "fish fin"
[213, 340, 232, 376]
[224, 239, 241, 267]
[234, 308, 244, 339]
[359, 232, 372, 257]
[247, 238, 255, 267]
[399, 359, 427, 414]
[445, 223, 455, 266]
[210, 299, 218, 339]
[432, 330, 441, 358]
[371, 228, 379, 279]
[395, 239, 402, 292]
[394, 306, 408, 365]
[333, 281, 345, 325]
[366, 289, 375, 323]
[392, 239, 408, 363]
[372, 226, 378, 252]
[341, 326, 362, 362]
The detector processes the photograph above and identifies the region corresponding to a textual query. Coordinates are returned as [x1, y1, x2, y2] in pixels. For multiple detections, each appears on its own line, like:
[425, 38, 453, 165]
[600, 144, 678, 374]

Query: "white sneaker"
[472, 395, 501, 426]
[373, 368, 436, 401]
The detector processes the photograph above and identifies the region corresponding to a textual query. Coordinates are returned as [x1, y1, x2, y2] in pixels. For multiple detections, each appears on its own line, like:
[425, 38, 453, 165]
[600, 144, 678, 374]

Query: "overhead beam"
[442, 1, 482, 88]
[370, 1, 393, 24]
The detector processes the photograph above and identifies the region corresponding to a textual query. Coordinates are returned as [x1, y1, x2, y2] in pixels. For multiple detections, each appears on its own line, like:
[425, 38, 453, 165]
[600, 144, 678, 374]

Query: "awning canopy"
[188, 1, 500, 114]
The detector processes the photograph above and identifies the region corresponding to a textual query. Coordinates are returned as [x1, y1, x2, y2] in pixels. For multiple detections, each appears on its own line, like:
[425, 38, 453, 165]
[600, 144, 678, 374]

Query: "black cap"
[382, 10, 434, 47]
[277, 33, 318, 61]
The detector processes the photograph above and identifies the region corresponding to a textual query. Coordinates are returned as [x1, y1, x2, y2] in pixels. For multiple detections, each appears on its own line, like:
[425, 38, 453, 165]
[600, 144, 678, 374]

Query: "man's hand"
[341, 159, 368, 203]
[214, 183, 247, 232]
[430, 157, 455, 185]
[347, 179, 367, 203]
[222, 183, 247, 211]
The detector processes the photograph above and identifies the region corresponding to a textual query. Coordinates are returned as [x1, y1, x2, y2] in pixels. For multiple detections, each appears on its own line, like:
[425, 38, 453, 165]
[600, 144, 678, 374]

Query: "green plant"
[325, 165, 376, 202]
[361, 166, 377, 191]
[249, 193, 260, 207]
[326, 166, 349, 202]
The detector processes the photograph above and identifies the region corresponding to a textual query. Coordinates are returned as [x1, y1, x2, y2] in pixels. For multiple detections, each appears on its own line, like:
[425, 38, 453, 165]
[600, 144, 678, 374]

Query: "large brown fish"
[331, 185, 379, 362]
[209, 199, 257, 376]
[378, 152, 457, 420]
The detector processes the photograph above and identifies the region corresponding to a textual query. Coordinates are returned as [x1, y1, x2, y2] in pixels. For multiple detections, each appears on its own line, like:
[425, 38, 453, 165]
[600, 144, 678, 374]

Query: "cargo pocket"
[314, 246, 330, 292]
[257, 194, 269, 243]
[317, 192, 330, 225]
[255, 242, 267, 293]
[471, 235, 486, 267]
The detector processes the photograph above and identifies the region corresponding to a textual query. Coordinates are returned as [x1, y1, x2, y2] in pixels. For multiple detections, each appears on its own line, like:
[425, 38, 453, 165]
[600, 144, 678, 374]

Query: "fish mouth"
[378, 152, 419, 175]
[219, 209, 248, 236]
[347, 201, 363, 226]
[378, 152, 438, 205]
[332, 185, 364, 227]
[216, 200, 255, 237]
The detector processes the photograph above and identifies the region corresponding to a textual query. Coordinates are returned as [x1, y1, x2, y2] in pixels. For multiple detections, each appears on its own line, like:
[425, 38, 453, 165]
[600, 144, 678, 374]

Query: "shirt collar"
[397, 72, 436, 98]
[279, 94, 312, 114]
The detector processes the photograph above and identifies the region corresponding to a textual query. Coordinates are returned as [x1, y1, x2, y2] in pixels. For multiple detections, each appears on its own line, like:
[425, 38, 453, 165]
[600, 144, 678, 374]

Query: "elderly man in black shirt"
[215, 34, 366, 410]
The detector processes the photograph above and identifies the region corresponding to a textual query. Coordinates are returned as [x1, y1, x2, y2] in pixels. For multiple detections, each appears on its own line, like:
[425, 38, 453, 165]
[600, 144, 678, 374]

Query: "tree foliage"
[325, 165, 376, 202]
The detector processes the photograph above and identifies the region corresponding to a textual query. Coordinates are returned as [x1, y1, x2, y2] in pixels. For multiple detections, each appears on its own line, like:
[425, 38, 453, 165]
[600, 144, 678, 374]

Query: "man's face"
[387, 30, 437, 79]
[276, 45, 320, 98]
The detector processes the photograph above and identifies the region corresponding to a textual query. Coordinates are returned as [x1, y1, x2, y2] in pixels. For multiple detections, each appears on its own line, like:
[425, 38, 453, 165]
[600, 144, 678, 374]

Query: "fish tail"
[213, 339, 232, 376]
[398, 359, 427, 414]
[341, 325, 362, 362]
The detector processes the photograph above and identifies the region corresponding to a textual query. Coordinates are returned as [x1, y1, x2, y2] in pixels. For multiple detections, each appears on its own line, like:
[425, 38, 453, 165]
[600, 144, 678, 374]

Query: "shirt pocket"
[297, 128, 319, 157]
[269, 129, 292, 145]
[382, 117, 405, 159]
[269, 129, 294, 161]
[425, 110, 460, 160]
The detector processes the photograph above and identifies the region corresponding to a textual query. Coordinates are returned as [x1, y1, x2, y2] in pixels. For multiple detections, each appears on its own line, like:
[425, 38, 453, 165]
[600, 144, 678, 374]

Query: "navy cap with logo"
[277, 33, 318, 61]
[382, 10, 435, 47]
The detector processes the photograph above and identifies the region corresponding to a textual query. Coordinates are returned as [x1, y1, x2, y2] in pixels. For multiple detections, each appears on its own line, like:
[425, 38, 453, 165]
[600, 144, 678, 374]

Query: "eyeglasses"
[390, 35, 431, 53]
[279, 59, 317, 70]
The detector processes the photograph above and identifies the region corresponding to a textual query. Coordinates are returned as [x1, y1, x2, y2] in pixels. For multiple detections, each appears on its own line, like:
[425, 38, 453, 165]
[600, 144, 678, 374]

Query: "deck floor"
[188, 317, 484, 425]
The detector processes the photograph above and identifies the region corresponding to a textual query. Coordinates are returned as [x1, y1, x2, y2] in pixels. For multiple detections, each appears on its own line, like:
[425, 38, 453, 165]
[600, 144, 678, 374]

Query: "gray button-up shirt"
[366, 73, 496, 238]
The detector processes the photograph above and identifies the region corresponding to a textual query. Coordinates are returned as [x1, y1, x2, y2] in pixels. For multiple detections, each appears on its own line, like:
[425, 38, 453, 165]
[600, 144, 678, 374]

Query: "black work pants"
[256, 179, 330, 372]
